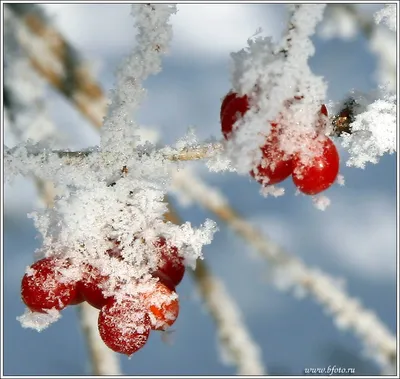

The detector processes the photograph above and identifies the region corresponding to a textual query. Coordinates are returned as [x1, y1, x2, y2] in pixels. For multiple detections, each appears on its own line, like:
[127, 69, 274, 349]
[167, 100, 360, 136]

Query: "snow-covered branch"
[339, 91, 396, 168]
[4, 6, 60, 209]
[170, 167, 396, 373]
[100, 4, 177, 154]
[192, 261, 266, 375]
[164, 202, 266, 375]
[5, 4, 107, 128]
[4, 142, 225, 181]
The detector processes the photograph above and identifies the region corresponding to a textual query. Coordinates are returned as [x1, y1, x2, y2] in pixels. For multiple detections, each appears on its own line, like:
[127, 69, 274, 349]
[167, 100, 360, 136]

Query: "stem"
[5, 142, 225, 166]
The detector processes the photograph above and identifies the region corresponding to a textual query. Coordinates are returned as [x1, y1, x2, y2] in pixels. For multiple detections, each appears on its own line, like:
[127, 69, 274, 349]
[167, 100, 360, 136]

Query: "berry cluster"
[21, 237, 185, 356]
[220, 91, 340, 195]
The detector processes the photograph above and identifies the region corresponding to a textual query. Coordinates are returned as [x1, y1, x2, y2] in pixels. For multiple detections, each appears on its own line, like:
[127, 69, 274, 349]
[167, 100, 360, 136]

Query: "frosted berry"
[221, 94, 249, 139]
[250, 123, 293, 185]
[153, 237, 185, 289]
[98, 298, 151, 356]
[21, 257, 77, 313]
[220, 91, 237, 121]
[292, 135, 340, 195]
[142, 282, 180, 331]
[78, 264, 110, 309]
[152, 270, 176, 292]
[69, 290, 85, 305]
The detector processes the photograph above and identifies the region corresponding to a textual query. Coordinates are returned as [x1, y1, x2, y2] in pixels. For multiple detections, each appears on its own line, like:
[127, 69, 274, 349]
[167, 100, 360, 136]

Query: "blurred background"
[3, 3, 397, 376]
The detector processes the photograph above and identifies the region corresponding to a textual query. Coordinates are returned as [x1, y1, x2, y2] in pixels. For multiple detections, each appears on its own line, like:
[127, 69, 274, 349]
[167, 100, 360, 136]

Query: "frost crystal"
[336, 174, 345, 186]
[374, 4, 397, 31]
[312, 194, 331, 211]
[341, 92, 396, 168]
[17, 308, 61, 332]
[259, 185, 285, 198]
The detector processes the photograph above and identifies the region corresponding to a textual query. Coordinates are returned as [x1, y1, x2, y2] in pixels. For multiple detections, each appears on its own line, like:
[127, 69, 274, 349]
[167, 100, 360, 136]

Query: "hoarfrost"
[17, 308, 61, 332]
[312, 194, 331, 211]
[341, 92, 396, 168]
[374, 4, 397, 31]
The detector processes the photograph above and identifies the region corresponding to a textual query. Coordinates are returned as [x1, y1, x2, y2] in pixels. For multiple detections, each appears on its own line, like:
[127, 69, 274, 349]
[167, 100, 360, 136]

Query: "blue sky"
[3, 3, 397, 376]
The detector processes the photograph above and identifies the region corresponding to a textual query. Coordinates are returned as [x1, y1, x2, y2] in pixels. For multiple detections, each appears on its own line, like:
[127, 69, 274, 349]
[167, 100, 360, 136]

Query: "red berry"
[292, 135, 340, 195]
[153, 238, 185, 288]
[220, 91, 237, 121]
[142, 282, 179, 331]
[98, 298, 151, 356]
[250, 123, 293, 185]
[69, 290, 85, 305]
[78, 265, 110, 309]
[152, 270, 176, 292]
[21, 257, 78, 313]
[221, 94, 249, 139]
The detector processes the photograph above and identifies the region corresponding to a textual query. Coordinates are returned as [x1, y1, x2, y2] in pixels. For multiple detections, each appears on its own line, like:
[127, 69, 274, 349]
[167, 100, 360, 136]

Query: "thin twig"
[163, 143, 224, 161]
[4, 142, 225, 166]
